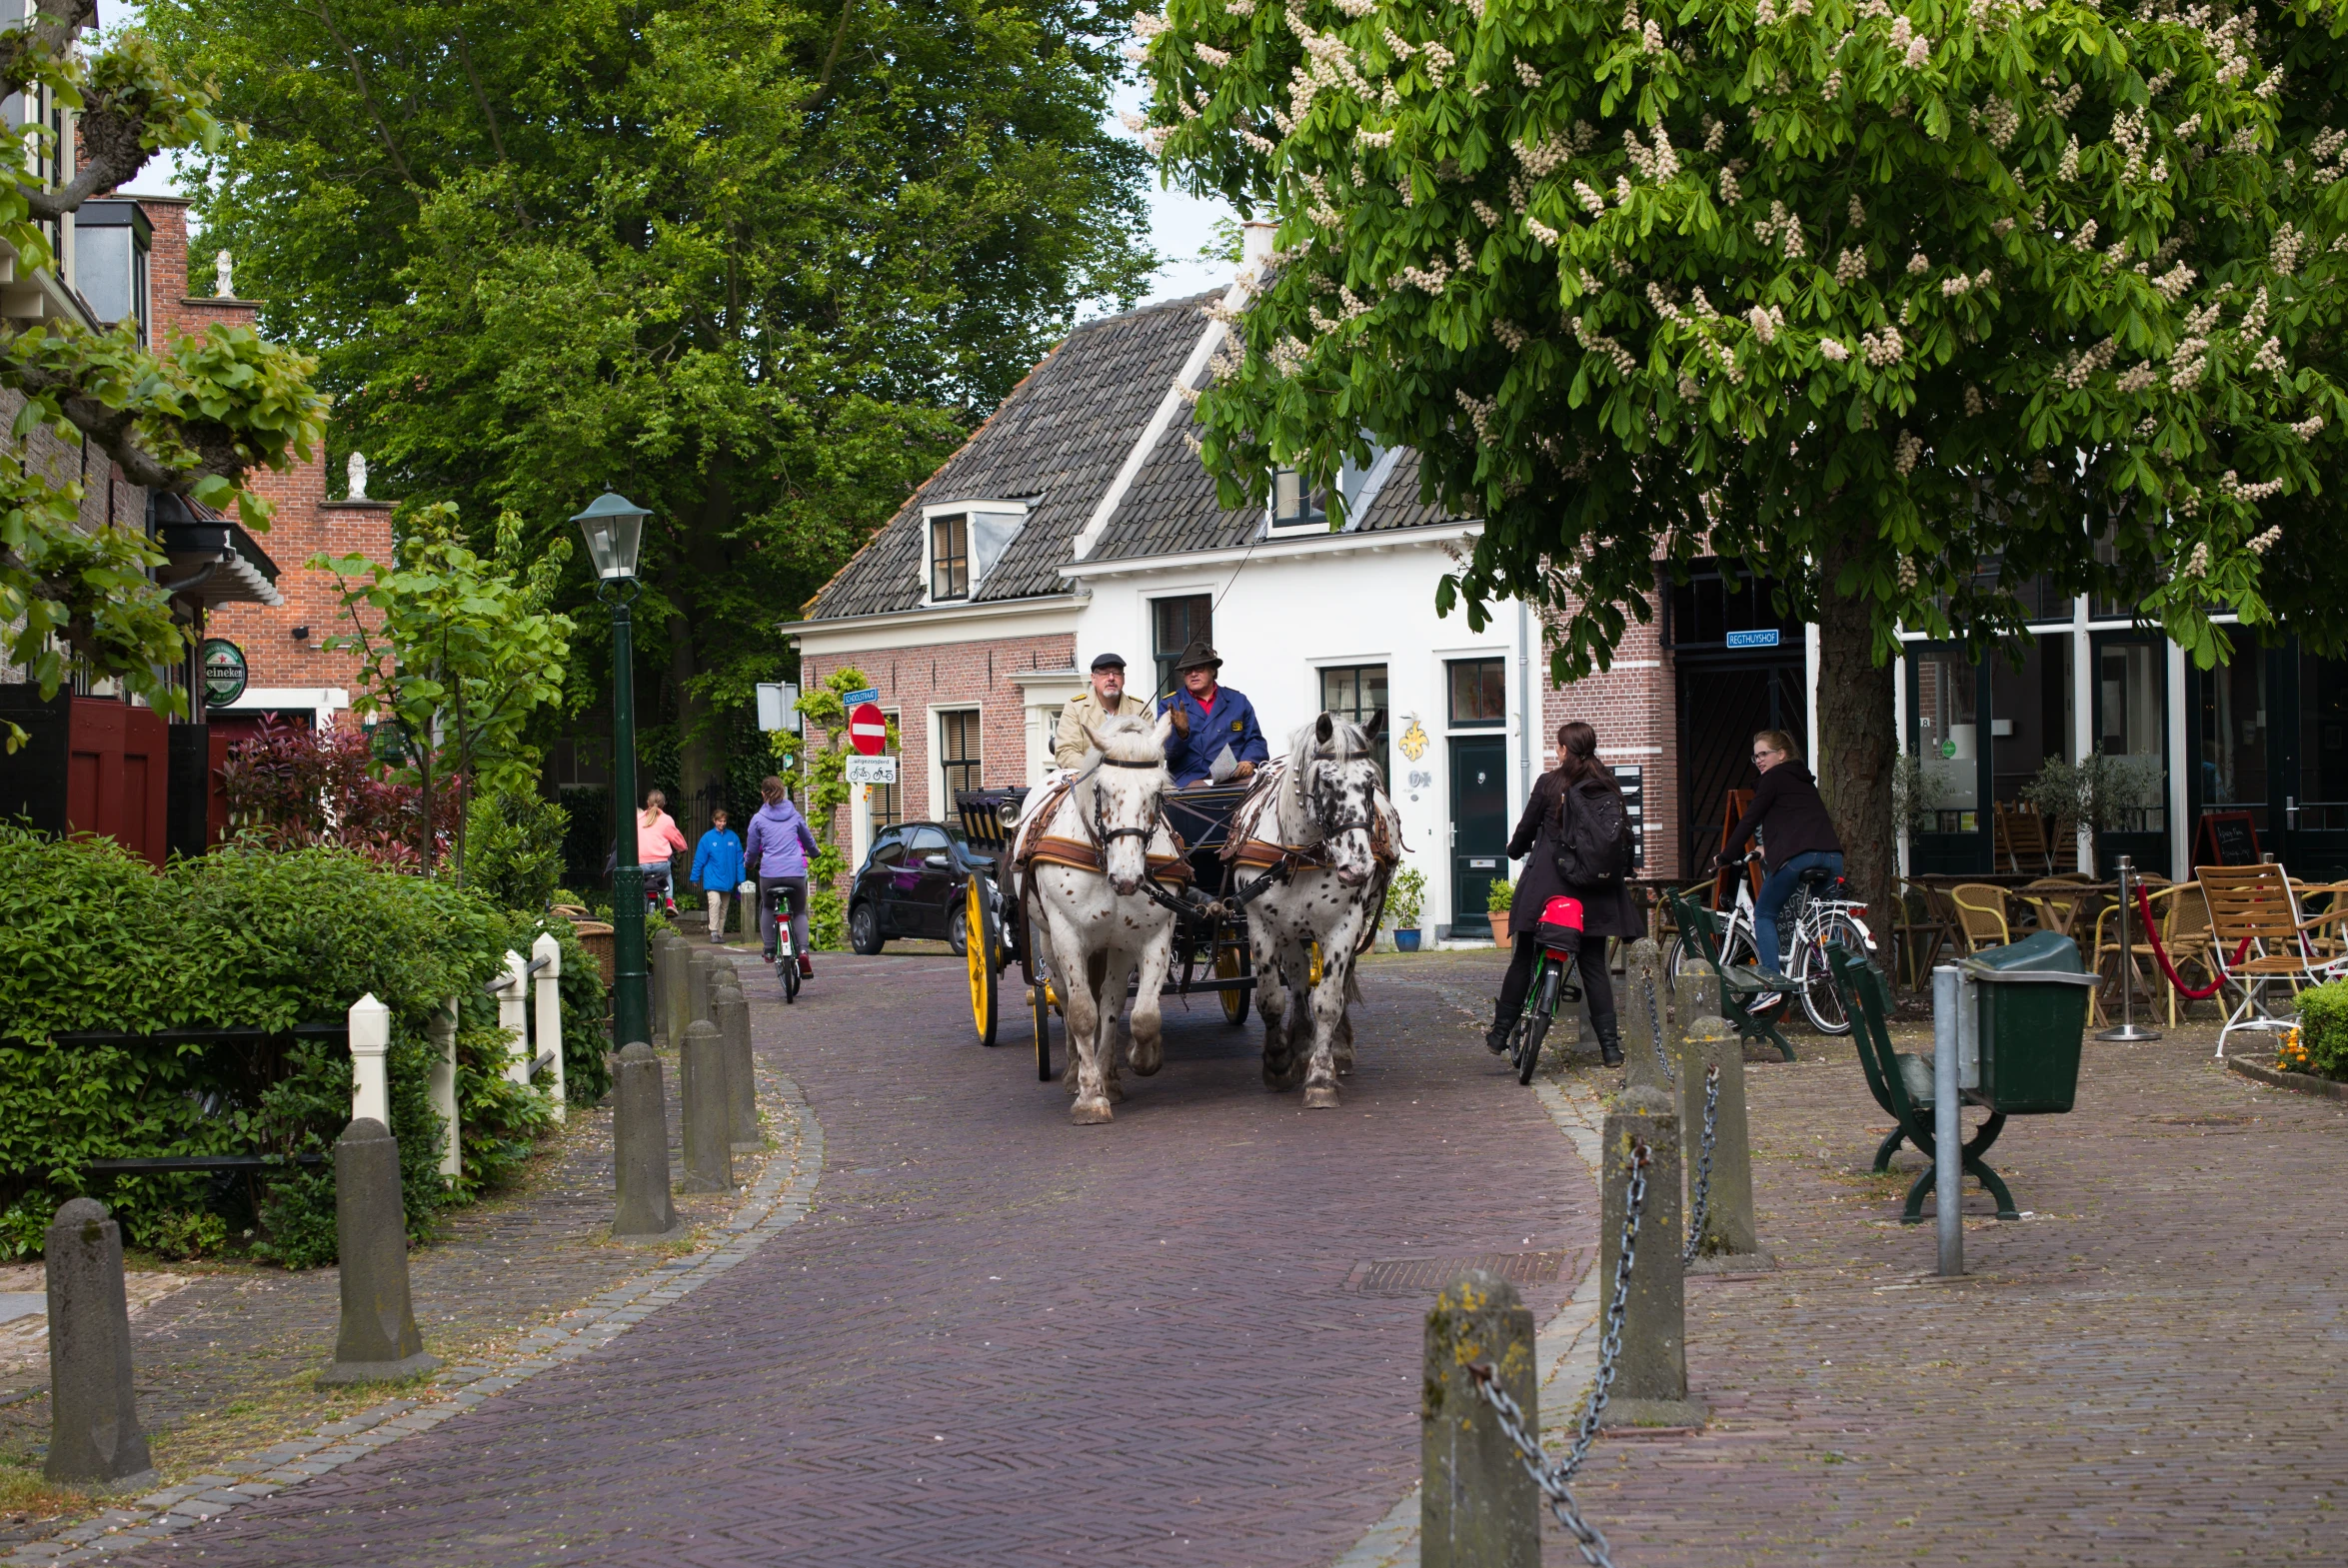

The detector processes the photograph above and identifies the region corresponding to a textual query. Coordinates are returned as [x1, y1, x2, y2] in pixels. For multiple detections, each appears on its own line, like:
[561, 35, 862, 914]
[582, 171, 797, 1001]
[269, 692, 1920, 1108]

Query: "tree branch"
[310, 0, 415, 186]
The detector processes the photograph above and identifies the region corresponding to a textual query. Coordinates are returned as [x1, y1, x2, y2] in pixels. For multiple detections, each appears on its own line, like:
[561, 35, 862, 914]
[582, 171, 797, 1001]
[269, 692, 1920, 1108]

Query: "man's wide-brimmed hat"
[1174, 638, 1222, 674]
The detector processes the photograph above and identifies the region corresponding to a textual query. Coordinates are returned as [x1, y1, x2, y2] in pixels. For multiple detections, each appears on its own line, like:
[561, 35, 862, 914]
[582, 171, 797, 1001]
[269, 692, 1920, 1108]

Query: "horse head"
[1287, 713, 1383, 887]
[1080, 711, 1174, 895]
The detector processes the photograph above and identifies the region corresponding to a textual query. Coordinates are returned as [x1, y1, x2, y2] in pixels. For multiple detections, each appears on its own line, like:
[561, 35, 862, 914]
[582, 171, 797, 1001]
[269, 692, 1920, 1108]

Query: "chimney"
[1241, 219, 1276, 268]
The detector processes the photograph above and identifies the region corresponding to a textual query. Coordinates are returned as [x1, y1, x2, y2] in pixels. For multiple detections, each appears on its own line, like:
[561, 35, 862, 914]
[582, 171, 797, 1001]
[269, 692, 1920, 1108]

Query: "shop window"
[1153, 594, 1211, 697]
[2093, 640, 2168, 835]
[1911, 649, 1980, 832]
[1320, 664, 1390, 783]
[1447, 659, 1505, 729]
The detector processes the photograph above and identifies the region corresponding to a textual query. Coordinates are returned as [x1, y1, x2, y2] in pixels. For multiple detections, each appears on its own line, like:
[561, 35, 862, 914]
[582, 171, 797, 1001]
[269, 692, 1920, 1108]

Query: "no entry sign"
[849, 702, 888, 757]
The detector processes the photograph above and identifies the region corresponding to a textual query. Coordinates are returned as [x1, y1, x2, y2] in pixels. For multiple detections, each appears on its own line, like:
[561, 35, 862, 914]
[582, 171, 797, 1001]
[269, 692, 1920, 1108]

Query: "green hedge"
[2294, 979, 2348, 1080]
[0, 829, 610, 1264]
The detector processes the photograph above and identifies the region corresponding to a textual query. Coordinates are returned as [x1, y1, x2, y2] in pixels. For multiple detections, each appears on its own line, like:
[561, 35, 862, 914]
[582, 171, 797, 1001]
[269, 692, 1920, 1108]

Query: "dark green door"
[1450, 736, 1509, 935]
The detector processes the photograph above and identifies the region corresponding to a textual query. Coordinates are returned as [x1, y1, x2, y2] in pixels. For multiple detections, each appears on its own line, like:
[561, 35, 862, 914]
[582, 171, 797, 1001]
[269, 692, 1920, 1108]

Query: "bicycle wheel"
[781, 950, 801, 1004]
[1515, 963, 1560, 1084]
[1796, 913, 1869, 1034]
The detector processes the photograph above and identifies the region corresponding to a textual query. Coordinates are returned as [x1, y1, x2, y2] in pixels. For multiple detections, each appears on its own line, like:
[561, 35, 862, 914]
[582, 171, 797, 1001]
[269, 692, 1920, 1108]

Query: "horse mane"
[1281, 714, 1377, 825]
[1090, 713, 1167, 767]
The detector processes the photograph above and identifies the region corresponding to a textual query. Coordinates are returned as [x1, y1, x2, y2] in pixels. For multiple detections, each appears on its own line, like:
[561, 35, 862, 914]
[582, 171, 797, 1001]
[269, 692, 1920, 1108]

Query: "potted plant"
[1487, 875, 1515, 946]
[1387, 865, 1426, 952]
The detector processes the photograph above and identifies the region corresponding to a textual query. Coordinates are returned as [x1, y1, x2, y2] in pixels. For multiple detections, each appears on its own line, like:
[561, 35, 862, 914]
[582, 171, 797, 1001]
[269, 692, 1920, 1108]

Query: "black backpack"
[1552, 779, 1632, 889]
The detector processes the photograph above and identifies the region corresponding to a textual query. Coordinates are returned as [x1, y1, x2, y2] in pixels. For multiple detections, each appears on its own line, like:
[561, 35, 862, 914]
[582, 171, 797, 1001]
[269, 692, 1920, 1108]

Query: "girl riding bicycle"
[1488, 721, 1638, 1067]
[1715, 730, 1845, 979]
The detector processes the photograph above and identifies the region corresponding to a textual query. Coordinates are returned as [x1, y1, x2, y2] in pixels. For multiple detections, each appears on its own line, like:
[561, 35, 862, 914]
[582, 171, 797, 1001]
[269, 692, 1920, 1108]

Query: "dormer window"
[926, 503, 1029, 603]
[1271, 468, 1325, 530]
[74, 201, 151, 348]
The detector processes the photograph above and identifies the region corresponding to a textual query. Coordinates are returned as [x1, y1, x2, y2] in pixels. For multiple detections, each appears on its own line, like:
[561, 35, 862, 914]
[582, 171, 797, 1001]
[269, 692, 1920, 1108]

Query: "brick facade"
[1535, 600, 1682, 879]
[801, 633, 1077, 855]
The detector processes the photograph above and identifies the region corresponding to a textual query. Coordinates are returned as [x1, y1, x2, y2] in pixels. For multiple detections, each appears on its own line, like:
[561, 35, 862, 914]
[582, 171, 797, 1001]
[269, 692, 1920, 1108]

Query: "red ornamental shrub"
[217, 720, 461, 869]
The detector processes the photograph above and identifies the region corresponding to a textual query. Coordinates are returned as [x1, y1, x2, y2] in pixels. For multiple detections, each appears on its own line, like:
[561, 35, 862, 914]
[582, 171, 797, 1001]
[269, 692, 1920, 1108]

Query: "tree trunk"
[1813, 537, 1899, 962]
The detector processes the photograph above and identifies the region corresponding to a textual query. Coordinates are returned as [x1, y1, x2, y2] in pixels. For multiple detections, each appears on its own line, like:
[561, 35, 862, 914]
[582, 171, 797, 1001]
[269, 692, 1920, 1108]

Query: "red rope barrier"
[2132, 882, 2237, 1000]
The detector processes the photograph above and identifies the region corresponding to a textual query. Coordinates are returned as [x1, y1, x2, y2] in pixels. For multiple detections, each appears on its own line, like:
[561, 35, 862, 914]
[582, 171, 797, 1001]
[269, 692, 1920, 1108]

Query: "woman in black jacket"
[1716, 729, 1844, 977]
[1487, 722, 1640, 1067]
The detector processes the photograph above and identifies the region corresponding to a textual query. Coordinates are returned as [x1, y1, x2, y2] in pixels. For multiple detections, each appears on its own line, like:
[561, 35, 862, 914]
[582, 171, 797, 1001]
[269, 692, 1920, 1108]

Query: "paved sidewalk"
[119, 949, 1597, 1566]
[1549, 1019, 2348, 1566]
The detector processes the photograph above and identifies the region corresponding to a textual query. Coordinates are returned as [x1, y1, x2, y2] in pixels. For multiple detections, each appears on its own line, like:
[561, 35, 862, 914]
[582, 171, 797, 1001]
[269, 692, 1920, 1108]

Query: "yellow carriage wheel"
[967, 873, 999, 1047]
[1216, 942, 1249, 1025]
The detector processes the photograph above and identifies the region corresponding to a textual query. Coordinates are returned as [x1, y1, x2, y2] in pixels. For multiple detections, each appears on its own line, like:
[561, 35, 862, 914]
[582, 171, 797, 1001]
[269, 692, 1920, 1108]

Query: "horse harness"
[1014, 758, 1194, 904]
[1221, 769, 1401, 916]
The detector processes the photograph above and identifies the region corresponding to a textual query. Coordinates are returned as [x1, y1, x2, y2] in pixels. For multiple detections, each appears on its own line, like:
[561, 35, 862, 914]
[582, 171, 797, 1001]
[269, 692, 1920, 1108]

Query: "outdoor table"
[2015, 880, 2113, 941]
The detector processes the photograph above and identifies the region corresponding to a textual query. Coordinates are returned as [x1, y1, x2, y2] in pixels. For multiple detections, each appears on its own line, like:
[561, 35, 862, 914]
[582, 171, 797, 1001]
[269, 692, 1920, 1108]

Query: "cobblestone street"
[129, 950, 1593, 1566]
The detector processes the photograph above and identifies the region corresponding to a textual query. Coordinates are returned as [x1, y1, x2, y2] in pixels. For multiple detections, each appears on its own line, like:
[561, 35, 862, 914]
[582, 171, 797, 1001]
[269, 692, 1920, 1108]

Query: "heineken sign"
[200, 638, 248, 708]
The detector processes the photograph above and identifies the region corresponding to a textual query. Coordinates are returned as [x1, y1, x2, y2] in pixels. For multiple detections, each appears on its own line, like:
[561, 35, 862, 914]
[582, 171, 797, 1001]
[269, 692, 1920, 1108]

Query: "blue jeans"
[1754, 851, 1843, 978]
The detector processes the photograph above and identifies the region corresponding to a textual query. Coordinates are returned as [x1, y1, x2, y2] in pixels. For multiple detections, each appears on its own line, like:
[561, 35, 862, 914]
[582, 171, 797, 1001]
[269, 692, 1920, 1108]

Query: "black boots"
[1593, 1013, 1623, 1068]
[1485, 1003, 1512, 1054]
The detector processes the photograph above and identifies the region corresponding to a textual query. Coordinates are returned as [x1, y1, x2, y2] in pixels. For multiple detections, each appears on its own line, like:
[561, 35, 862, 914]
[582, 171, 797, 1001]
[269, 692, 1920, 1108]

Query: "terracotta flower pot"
[1489, 913, 1511, 946]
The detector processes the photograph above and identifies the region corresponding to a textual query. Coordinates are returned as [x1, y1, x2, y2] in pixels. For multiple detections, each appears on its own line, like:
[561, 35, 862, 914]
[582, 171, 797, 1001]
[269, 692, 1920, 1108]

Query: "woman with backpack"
[1487, 721, 1639, 1068]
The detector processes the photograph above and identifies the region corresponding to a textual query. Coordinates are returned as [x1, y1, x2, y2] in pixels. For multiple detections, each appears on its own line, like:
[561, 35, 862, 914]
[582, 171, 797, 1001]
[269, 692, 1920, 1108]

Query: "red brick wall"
[802, 632, 1077, 882]
[141, 198, 392, 717]
[1538, 581, 1680, 879]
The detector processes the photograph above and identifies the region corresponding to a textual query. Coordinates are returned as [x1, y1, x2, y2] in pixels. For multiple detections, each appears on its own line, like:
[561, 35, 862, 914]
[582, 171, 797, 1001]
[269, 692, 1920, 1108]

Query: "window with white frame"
[1270, 443, 1388, 532]
[940, 709, 983, 800]
[926, 504, 1028, 601]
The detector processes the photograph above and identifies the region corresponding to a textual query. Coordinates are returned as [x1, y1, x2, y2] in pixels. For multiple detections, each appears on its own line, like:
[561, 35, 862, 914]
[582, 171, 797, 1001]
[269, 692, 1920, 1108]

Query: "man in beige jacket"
[1054, 652, 1153, 768]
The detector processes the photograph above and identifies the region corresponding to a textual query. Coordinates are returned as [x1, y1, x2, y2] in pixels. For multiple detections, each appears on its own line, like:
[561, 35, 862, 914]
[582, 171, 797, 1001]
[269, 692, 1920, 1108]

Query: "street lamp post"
[574, 490, 653, 1051]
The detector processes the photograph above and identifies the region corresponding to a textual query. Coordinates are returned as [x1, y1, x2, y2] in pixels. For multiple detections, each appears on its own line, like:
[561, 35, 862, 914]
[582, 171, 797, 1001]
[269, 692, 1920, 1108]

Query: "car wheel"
[849, 901, 884, 955]
[948, 903, 970, 957]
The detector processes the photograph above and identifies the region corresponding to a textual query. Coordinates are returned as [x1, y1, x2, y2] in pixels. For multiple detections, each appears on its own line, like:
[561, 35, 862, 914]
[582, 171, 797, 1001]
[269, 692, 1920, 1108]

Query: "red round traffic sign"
[848, 702, 888, 757]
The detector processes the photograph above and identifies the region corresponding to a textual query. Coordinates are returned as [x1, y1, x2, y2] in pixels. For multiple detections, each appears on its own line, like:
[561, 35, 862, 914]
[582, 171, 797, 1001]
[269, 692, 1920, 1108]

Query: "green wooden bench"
[1663, 882, 1796, 1062]
[1824, 945, 2018, 1223]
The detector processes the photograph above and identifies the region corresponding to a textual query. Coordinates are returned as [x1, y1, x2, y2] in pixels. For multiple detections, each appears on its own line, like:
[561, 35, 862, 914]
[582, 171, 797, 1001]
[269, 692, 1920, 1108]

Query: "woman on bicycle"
[1716, 730, 1844, 979]
[746, 776, 820, 979]
[1489, 721, 1638, 1067]
[636, 789, 689, 914]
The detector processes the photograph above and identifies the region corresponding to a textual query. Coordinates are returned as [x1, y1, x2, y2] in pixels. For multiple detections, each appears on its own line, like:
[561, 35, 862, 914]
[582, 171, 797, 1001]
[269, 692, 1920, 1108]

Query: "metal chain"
[1466, 1139, 1650, 1568]
[1640, 972, 1674, 1083]
[1683, 1063, 1720, 1265]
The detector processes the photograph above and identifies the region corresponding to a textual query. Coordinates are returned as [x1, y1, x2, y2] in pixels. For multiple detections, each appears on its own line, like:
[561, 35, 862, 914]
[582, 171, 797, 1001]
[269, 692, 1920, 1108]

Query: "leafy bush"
[217, 718, 456, 867]
[1486, 875, 1514, 915]
[468, 787, 571, 911]
[2293, 980, 2348, 1081]
[0, 829, 608, 1263]
[1386, 865, 1425, 929]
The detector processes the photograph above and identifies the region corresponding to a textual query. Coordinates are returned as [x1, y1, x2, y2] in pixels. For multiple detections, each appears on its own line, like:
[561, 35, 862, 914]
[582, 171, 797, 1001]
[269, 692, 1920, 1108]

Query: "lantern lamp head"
[571, 491, 649, 581]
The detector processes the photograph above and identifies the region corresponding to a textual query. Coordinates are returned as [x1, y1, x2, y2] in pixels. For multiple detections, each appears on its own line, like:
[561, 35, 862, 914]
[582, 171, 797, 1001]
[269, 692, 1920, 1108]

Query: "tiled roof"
[801, 290, 1220, 621]
[798, 288, 1463, 623]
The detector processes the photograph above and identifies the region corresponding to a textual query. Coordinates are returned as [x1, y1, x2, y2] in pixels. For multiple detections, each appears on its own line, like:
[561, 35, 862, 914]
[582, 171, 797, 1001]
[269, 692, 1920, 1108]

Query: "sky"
[93, 6, 1238, 306]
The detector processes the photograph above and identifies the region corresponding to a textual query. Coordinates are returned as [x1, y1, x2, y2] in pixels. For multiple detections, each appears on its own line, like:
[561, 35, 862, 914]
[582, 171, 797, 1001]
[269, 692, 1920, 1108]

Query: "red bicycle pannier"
[1534, 894, 1584, 956]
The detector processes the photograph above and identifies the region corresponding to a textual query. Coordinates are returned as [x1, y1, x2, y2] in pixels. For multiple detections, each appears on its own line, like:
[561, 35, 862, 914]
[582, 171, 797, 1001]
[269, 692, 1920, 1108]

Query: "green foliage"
[1893, 751, 1941, 833]
[315, 503, 573, 879]
[0, 9, 329, 747]
[2020, 753, 2164, 829]
[469, 788, 572, 912]
[0, 829, 606, 1262]
[2291, 978, 2348, 1079]
[1387, 863, 1427, 928]
[147, 0, 1159, 801]
[788, 666, 896, 946]
[1142, 0, 2347, 677]
[1486, 874, 1515, 915]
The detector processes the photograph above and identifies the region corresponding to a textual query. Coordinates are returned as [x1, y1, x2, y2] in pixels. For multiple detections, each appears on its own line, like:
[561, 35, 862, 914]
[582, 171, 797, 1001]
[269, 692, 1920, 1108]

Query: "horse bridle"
[1079, 755, 1170, 859]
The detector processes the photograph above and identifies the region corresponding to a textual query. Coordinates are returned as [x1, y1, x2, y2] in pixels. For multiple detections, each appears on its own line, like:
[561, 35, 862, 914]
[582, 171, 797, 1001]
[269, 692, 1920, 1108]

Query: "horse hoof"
[1105, 1075, 1126, 1102]
[1071, 1097, 1114, 1125]
[1131, 1044, 1164, 1077]
[1302, 1084, 1340, 1109]
[1264, 1060, 1305, 1092]
[1333, 1049, 1354, 1075]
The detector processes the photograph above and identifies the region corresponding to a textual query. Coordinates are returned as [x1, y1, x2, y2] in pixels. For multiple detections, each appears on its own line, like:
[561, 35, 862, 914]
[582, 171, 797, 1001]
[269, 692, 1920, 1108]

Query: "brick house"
[0, 173, 391, 862]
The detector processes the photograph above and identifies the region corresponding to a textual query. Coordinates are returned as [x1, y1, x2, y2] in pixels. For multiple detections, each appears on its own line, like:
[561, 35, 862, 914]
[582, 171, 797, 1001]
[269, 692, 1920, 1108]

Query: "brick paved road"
[140, 949, 1590, 1566]
[1553, 1024, 2348, 1567]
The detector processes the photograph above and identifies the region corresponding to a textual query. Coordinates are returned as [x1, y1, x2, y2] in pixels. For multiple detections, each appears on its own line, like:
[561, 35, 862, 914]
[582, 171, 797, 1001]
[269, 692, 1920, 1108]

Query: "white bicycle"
[1664, 850, 1875, 1035]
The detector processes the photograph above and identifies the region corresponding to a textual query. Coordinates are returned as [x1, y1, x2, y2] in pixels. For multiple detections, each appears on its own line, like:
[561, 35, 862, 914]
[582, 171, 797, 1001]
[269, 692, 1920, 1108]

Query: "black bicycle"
[1502, 896, 1586, 1084]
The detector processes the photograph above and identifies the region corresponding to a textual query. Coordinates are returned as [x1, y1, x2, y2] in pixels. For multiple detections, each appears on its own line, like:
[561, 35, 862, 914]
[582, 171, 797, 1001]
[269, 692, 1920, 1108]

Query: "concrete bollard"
[1599, 1086, 1705, 1428]
[318, 1118, 439, 1386]
[646, 933, 670, 1047]
[689, 947, 719, 1027]
[533, 931, 567, 1119]
[427, 995, 460, 1177]
[1679, 1015, 1763, 1267]
[611, 1042, 681, 1240]
[715, 986, 758, 1151]
[1674, 964, 1720, 1028]
[662, 933, 693, 1053]
[499, 949, 531, 1087]
[42, 1199, 156, 1490]
[679, 1020, 735, 1193]
[347, 992, 391, 1128]
[1420, 1269, 1537, 1568]
[1619, 938, 1668, 1090]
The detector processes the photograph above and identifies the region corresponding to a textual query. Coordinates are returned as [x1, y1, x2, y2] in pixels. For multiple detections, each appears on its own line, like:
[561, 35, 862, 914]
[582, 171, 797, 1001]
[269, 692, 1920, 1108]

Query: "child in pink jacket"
[637, 789, 689, 912]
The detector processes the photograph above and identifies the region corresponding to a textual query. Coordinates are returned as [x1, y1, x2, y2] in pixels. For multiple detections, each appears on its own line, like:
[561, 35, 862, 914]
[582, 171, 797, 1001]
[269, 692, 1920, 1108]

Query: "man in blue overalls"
[1159, 638, 1269, 788]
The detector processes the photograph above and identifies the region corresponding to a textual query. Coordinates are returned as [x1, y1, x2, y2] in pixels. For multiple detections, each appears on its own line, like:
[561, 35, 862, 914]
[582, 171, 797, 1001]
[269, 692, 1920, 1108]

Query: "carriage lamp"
[573, 489, 654, 1053]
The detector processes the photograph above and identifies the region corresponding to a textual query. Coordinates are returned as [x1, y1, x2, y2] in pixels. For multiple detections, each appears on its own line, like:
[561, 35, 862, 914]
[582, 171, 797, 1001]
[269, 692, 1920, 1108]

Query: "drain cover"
[2150, 1113, 2254, 1127]
[1351, 1249, 1572, 1296]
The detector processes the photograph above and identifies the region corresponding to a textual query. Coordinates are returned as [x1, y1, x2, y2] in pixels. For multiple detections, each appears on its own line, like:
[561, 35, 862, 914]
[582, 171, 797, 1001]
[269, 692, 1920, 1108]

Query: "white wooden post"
[532, 930, 566, 1119]
[348, 993, 391, 1128]
[428, 995, 460, 1177]
[499, 950, 531, 1087]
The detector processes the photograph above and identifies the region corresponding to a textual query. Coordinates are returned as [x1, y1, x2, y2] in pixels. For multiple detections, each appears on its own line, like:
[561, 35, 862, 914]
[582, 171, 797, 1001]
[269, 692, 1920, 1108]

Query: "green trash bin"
[1960, 930, 2099, 1114]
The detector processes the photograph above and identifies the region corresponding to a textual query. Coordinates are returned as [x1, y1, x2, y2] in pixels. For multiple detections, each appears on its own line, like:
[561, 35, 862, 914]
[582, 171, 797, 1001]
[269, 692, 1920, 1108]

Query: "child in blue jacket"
[691, 808, 747, 943]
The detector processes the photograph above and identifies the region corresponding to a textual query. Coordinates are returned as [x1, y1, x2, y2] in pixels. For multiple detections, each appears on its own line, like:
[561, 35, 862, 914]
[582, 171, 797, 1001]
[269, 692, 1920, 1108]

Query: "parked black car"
[847, 820, 993, 954]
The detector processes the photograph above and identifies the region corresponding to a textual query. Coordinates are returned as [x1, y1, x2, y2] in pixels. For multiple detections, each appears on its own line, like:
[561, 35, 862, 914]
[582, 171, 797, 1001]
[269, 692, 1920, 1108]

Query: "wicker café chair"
[1948, 883, 2013, 954]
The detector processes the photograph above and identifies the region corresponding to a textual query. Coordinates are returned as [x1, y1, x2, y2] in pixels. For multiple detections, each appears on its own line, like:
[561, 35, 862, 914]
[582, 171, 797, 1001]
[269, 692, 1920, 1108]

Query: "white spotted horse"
[1222, 715, 1401, 1108]
[1007, 711, 1186, 1124]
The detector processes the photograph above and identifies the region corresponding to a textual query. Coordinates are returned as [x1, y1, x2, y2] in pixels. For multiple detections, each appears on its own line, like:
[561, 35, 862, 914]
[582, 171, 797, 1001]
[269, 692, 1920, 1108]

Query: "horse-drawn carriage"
[955, 783, 1258, 1082]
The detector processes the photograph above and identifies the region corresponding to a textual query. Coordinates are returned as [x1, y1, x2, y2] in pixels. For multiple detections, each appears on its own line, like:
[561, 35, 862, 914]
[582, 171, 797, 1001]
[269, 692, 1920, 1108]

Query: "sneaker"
[798, 953, 814, 979]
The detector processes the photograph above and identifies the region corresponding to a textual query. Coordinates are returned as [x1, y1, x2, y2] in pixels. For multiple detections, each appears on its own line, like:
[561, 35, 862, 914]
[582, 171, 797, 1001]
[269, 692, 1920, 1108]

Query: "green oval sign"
[200, 638, 248, 708]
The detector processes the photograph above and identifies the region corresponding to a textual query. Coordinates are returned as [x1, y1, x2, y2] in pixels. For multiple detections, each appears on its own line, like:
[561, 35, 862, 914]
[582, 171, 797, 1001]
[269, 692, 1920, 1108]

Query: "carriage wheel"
[967, 873, 999, 1048]
[1216, 942, 1250, 1025]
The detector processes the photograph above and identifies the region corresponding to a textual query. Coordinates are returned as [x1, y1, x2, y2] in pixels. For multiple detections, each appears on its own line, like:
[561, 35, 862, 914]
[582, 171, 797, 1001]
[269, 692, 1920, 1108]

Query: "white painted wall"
[1070, 533, 1523, 936]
